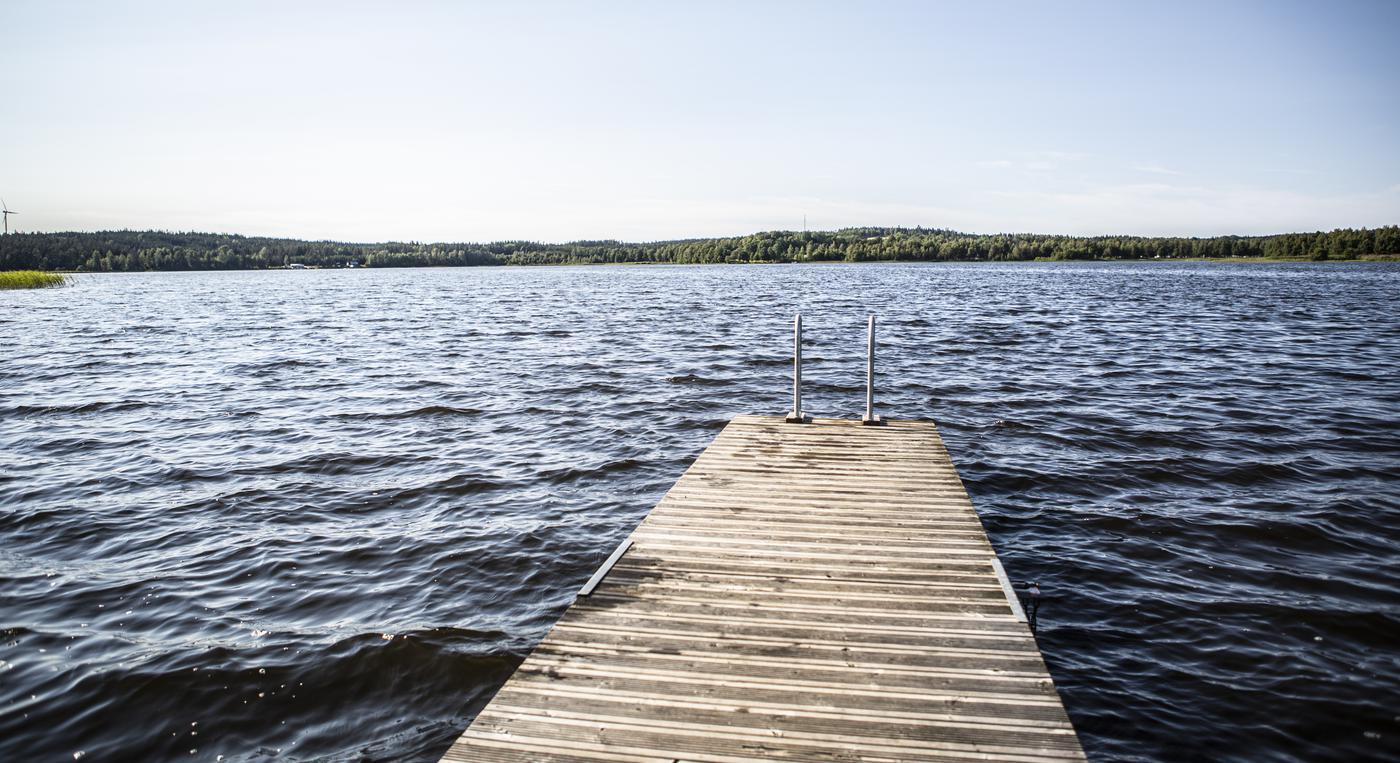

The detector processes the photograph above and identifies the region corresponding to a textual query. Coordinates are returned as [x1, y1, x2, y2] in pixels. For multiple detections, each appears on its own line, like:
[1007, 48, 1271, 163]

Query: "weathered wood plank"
[438, 415, 1084, 761]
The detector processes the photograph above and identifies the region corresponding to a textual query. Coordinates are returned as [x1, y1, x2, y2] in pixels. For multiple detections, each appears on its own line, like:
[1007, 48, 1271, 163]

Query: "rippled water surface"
[3, 263, 1398, 762]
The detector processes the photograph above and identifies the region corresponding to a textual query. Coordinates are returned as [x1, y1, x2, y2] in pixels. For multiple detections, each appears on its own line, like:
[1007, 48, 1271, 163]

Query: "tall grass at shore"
[0, 271, 68, 289]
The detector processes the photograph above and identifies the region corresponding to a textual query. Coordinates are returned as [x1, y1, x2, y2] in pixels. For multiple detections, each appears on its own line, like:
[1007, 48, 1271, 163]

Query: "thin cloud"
[977, 151, 1087, 172]
[983, 182, 1400, 236]
[1132, 164, 1185, 176]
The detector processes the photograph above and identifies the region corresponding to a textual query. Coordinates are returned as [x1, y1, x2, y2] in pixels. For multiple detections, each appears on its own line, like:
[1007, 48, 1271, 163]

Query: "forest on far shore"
[1, 225, 1397, 272]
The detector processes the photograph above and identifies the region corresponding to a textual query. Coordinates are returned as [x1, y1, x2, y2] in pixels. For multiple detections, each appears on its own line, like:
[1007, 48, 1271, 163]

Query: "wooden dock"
[441, 415, 1085, 762]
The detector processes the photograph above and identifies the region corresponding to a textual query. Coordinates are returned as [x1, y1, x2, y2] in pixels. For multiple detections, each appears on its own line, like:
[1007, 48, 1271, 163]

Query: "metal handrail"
[784, 313, 885, 425]
[863, 314, 883, 426]
[785, 313, 810, 423]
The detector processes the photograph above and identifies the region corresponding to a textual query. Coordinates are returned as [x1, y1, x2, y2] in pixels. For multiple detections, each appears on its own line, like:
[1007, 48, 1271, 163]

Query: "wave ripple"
[2, 263, 1398, 761]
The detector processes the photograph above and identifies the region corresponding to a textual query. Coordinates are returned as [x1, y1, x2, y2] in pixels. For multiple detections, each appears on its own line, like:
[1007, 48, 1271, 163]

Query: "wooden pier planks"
[440, 414, 1084, 762]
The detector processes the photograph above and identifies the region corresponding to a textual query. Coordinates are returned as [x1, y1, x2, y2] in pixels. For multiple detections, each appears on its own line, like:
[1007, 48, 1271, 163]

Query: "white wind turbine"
[1, 199, 16, 234]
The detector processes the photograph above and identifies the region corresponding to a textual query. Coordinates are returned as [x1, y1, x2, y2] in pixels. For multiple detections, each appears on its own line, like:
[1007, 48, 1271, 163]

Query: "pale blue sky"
[3, 0, 1397, 242]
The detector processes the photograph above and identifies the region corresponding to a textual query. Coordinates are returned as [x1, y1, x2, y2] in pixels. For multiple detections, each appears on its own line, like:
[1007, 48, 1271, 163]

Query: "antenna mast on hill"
[1, 199, 15, 234]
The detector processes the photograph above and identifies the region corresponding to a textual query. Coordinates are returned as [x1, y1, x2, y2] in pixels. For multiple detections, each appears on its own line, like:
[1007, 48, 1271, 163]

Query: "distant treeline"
[1, 226, 1397, 272]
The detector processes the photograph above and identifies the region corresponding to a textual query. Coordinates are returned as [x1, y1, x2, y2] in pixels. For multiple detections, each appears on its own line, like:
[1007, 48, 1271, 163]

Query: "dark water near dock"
[2, 262, 1398, 762]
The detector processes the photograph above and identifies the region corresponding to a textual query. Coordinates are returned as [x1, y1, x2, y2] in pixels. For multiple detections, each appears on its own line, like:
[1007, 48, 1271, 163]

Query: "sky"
[2, 0, 1398, 242]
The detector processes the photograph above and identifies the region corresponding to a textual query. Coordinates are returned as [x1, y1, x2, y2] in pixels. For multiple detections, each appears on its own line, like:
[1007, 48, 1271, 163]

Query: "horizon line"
[7, 222, 1398, 247]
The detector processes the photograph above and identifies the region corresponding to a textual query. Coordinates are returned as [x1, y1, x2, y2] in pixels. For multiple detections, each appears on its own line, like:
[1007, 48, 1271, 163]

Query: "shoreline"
[42, 254, 1400, 274]
[7, 225, 1397, 272]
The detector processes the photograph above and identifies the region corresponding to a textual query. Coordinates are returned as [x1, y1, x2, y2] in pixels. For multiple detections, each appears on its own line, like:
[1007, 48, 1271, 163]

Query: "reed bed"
[0, 270, 68, 289]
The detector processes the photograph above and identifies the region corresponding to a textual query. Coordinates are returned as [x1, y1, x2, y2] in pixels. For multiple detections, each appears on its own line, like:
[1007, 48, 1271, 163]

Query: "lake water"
[2, 262, 1397, 762]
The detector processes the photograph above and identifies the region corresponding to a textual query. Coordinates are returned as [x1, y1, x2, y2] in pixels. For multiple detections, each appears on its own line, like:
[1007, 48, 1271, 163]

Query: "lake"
[2, 262, 1397, 761]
